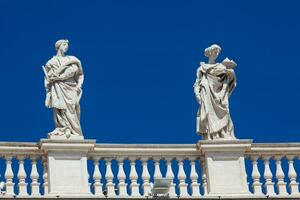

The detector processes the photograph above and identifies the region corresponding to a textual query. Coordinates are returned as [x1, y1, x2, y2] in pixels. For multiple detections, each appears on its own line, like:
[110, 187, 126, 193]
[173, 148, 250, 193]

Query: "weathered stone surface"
[43, 39, 84, 139]
[194, 44, 237, 140]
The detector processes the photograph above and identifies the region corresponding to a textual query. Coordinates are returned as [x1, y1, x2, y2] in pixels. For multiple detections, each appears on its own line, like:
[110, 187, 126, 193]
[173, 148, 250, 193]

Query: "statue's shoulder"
[195, 62, 206, 78]
[45, 56, 57, 66]
[66, 55, 83, 73]
[199, 62, 205, 66]
[216, 63, 227, 70]
[199, 62, 214, 72]
[66, 55, 81, 63]
[196, 62, 205, 73]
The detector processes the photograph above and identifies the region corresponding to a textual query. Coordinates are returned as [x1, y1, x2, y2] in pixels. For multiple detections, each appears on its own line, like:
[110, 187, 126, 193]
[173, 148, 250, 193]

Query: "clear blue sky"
[0, 0, 299, 143]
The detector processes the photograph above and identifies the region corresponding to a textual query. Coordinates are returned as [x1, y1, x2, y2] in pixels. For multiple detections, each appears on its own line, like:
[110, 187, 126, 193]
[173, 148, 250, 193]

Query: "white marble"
[0, 141, 299, 197]
[198, 140, 252, 196]
[43, 39, 84, 139]
[194, 44, 237, 140]
[40, 139, 95, 196]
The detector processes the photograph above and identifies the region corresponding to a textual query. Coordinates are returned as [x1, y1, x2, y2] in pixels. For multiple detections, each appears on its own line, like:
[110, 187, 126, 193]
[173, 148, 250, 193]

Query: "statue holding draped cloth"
[43, 39, 84, 139]
[194, 44, 237, 140]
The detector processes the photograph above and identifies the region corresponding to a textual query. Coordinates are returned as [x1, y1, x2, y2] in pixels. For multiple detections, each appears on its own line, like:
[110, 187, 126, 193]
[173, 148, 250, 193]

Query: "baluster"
[93, 157, 103, 196]
[287, 155, 299, 196]
[105, 159, 115, 197]
[165, 157, 177, 197]
[274, 156, 288, 196]
[189, 158, 201, 197]
[200, 157, 207, 195]
[4, 155, 14, 196]
[141, 158, 151, 197]
[177, 158, 189, 197]
[129, 158, 140, 196]
[42, 157, 48, 195]
[263, 156, 275, 196]
[251, 156, 262, 195]
[30, 156, 40, 196]
[117, 158, 127, 197]
[17, 156, 28, 196]
[153, 158, 162, 179]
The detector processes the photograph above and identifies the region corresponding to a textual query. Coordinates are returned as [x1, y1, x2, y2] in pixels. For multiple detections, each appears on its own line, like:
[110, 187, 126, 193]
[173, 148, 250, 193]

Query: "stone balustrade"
[0, 141, 298, 199]
[245, 143, 300, 197]
[88, 144, 202, 198]
[0, 142, 44, 197]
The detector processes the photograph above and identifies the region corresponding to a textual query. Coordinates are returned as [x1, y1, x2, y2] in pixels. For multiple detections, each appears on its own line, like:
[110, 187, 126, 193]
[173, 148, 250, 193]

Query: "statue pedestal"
[197, 139, 252, 197]
[48, 134, 84, 140]
[40, 139, 95, 196]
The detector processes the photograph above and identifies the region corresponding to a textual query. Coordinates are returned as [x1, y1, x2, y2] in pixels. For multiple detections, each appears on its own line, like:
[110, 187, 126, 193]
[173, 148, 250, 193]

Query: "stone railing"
[88, 144, 203, 198]
[0, 142, 45, 197]
[245, 143, 300, 197]
[0, 141, 299, 199]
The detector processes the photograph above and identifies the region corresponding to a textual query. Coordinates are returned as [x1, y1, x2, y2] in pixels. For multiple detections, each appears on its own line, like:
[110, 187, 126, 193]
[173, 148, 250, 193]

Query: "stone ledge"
[1, 197, 300, 200]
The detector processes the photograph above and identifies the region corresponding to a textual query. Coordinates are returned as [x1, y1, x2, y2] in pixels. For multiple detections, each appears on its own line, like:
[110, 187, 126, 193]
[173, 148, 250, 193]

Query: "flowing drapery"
[194, 62, 236, 140]
[44, 55, 84, 136]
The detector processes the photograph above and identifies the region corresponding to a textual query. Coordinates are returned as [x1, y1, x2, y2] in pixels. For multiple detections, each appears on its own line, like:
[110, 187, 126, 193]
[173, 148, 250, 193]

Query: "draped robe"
[44, 55, 84, 136]
[194, 62, 236, 140]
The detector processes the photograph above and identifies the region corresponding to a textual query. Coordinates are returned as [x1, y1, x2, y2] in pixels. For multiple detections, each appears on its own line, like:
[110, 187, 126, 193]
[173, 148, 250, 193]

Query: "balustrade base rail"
[0, 197, 300, 200]
[0, 140, 298, 199]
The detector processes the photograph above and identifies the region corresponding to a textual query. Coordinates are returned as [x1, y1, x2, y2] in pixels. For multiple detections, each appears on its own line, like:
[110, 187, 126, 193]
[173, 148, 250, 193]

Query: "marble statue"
[194, 44, 237, 140]
[43, 39, 84, 138]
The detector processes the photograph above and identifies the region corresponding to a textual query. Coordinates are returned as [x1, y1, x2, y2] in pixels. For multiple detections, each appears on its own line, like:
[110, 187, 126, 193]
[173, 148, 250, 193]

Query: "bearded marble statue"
[194, 44, 237, 140]
[43, 39, 84, 139]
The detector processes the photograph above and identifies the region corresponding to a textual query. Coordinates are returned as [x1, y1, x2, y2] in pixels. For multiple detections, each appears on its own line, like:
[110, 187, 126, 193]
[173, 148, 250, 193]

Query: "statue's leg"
[76, 103, 81, 121]
[53, 108, 60, 127]
[49, 108, 68, 135]
[203, 133, 209, 140]
[64, 104, 82, 136]
[210, 132, 217, 140]
[219, 129, 226, 138]
[227, 116, 236, 139]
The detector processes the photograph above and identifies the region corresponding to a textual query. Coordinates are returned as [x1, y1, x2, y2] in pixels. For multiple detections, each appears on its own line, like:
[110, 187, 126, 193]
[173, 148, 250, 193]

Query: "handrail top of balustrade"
[94, 143, 196, 148]
[89, 143, 199, 159]
[0, 141, 38, 146]
[0, 141, 299, 148]
[246, 142, 300, 157]
[251, 142, 300, 147]
[0, 141, 300, 158]
[0, 142, 42, 157]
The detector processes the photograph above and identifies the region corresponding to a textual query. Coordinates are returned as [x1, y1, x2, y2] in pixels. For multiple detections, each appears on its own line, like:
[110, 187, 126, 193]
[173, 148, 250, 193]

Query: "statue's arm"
[227, 69, 237, 96]
[43, 64, 51, 91]
[44, 78, 50, 91]
[193, 67, 202, 103]
[57, 64, 78, 81]
[77, 63, 84, 88]
[77, 74, 84, 89]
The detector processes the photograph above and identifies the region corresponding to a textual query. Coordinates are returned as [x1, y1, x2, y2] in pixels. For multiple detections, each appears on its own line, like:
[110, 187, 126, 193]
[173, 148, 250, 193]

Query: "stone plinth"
[40, 139, 95, 196]
[197, 139, 252, 196]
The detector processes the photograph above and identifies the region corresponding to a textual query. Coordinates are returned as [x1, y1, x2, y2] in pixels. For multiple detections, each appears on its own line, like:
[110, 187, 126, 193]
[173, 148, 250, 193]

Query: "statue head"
[55, 39, 69, 53]
[204, 44, 221, 60]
